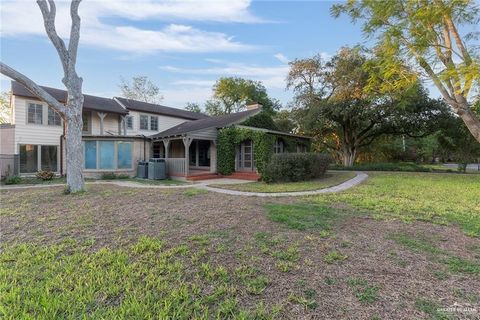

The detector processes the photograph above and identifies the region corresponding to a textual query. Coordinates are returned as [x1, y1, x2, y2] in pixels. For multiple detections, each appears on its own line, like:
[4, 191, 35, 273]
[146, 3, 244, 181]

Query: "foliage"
[240, 110, 278, 130]
[0, 91, 12, 124]
[346, 278, 379, 304]
[331, 0, 480, 142]
[264, 203, 338, 231]
[4, 175, 22, 185]
[273, 109, 297, 133]
[209, 171, 356, 193]
[262, 153, 331, 183]
[119, 75, 163, 103]
[330, 162, 437, 172]
[323, 251, 348, 264]
[0, 237, 280, 319]
[100, 173, 130, 180]
[217, 127, 275, 176]
[205, 77, 280, 115]
[314, 172, 480, 236]
[287, 47, 449, 166]
[184, 102, 202, 113]
[35, 170, 55, 181]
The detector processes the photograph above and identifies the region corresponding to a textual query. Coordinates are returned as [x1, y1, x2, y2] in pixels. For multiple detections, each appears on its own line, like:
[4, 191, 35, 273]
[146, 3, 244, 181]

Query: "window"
[19, 144, 38, 173]
[126, 116, 133, 130]
[41, 146, 58, 171]
[28, 103, 43, 124]
[84, 141, 97, 169]
[150, 116, 158, 131]
[84, 140, 133, 170]
[99, 141, 115, 169]
[117, 142, 133, 169]
[273, 139, 284, 154]
[140, 115, 149, 130]
[48, 108, 62, 126]
[19, 144, 58, 173]
[82, 112, 90, 132]
[297, 144, 307, 153]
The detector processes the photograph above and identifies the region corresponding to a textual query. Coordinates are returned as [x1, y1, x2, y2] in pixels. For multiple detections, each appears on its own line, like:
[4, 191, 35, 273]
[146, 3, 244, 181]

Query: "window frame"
[19, 144, 59, 174]
[150, 116, 158, 131]
[47, 107, 62, 126]
[126, 116, 134, 130]
[139, 114, 149, 130]
[27, 103, 43, 125]
[83, 140, 133, 171]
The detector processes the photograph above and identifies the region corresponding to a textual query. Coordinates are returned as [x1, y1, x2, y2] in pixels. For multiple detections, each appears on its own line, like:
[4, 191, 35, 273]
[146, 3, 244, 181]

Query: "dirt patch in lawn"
[1, 185, 479, 319]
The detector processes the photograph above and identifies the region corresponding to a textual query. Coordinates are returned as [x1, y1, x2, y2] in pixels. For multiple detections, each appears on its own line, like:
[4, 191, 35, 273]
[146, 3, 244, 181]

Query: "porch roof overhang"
[234, 125, 311, 140]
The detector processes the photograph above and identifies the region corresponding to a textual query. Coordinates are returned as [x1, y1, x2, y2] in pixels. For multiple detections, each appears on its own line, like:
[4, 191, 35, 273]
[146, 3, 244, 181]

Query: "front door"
[238, 140, 254, 171]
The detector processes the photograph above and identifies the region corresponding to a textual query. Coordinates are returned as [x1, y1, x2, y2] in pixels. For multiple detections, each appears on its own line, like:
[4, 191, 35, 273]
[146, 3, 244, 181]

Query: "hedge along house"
[150, 104, 311, 181]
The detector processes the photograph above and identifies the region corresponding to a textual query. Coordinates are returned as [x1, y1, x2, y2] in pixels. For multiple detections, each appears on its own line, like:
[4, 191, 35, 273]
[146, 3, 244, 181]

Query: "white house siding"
[126, 110, 187, 136]
[89, 112, 121, 135]
[13, 96, 64, 154]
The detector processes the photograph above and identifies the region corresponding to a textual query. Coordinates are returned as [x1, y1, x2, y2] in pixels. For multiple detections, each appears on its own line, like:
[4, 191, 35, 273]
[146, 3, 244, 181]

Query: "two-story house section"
[1, 81, 207, 178]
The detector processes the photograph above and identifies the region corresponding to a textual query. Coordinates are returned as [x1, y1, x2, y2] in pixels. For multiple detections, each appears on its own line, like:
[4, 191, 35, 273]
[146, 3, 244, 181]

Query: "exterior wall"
[169, 140, 185, 158]
[0, 124, 15, 155]
[125, 110, 187, 136]
[13, 96, 64, 154]
[89, 112, 121, 135]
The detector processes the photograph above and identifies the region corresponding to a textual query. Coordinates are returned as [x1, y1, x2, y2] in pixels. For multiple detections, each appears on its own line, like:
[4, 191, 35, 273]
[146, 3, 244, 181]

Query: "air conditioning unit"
[137, 160, 148, 179]
[148, 158, 166, 180]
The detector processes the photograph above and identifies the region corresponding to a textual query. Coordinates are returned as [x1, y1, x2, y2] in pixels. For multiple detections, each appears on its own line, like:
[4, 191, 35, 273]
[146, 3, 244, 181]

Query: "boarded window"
[117, 141, 132, 169]
[99, 141, 115, 169]
[84, 141, 97, 169]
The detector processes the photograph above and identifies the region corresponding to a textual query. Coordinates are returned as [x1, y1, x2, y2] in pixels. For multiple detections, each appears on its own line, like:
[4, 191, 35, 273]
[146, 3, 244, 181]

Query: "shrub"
[100, 173, 130, 180]
[4, 175, 22, 185]
[262, 153, 330, 183]
[36, 170, 55, 181]
[329, 162, 432, 172]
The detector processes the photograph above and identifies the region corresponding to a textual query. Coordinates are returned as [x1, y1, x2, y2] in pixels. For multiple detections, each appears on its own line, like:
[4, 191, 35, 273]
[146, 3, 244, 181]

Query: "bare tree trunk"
[341, 147, 356, 166]
[456, 102, 480, 143]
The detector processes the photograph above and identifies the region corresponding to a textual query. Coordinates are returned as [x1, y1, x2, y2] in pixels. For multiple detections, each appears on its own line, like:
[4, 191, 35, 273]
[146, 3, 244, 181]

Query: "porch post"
[162, 139, 171, 158]
[195, 140, 199, 167]
[210, 140, 217, 173]
[182, 136, 193, 177]
[97, 112, 107, 135]
[120, 115, 127, 135]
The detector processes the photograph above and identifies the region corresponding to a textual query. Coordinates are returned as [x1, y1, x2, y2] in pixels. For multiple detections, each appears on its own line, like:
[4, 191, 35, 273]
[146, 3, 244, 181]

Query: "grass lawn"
[210, 171, 356, 193]
[115, 178, 188, 186]
[1, 177, 187, 186]
[312, 172, 480, 237]
[1, 172, 479, 319]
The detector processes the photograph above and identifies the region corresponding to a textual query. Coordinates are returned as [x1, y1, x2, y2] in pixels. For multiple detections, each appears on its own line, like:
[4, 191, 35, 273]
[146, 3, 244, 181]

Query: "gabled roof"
[151, 108, 262, 139]
[115, 97, 208, 120]
[11, 81, 128, 115]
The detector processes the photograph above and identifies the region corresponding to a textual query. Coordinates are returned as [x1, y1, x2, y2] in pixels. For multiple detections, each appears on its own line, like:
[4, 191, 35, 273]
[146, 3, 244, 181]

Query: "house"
[0, 81, 310, 180]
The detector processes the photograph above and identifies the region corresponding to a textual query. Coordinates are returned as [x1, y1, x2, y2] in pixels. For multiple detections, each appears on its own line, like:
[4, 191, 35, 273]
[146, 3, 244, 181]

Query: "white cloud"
[274, 53, 289, 64]
[161, 60, 290, 89]
[0, 0, 260, 53]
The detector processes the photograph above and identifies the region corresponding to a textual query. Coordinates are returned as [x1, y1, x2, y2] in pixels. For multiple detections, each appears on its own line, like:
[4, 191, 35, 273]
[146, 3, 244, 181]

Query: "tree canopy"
[287, 47, 449, 166]
[331, 0, 480, 142]
[119, 76, 163, 104]
[205, 77, 280, 116]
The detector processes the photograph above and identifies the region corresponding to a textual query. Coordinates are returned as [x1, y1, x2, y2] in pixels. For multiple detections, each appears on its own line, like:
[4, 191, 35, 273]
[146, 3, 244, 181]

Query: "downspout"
[142, 134, 147, 161]
[60, 121, 66, 176]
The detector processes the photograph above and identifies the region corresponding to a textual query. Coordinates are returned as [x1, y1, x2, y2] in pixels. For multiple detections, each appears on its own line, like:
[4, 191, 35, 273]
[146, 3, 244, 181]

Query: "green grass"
[389, 233, 480, 275]
[314, 172, 480, 236]
[346, 278, 379, 304]
[0, 237, 281, 319]
[209, 171, 356, 193]
[323, 251, 348, 264]
[415, 298, 451, 320]
[183, 188, 209, 197]
[264, 203, 341, 231]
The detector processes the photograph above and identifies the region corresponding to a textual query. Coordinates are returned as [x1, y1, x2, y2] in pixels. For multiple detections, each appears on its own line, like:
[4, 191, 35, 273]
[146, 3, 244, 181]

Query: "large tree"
[205, 77, 280, 116]
[119, 75, 163, 104]
[0, 0, 85, 193]
[0, 91, 12, 124]
[287, 47, 448, 166]
[331, 0, 480, 143]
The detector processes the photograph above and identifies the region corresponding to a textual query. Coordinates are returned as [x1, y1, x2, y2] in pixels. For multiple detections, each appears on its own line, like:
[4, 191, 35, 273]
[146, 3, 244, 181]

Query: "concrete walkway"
[1, 172, 368, 197]
[201, 171, 368, 197]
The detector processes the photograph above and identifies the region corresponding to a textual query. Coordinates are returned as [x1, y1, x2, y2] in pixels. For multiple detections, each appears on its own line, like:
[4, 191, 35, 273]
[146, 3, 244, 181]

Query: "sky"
[1, 0, 373, 110]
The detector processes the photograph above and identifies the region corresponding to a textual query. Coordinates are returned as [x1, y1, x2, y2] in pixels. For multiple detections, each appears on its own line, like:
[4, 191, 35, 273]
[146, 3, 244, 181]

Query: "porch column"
[182, 136, 193, 176]
[162, 139, 171, 158]
[120, 115, 127, 135]
[210, 140, 217, 173]
[97, 112, 107, 135]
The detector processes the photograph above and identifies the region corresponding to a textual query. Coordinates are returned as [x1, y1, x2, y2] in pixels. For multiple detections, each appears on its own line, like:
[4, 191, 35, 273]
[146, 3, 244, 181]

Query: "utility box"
[148, 158, 166, 180]
[137, 160, 148, 179]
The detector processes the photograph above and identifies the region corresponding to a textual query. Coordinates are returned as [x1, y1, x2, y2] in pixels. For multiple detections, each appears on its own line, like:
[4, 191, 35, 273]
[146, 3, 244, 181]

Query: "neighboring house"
[0, 81, 309, 180]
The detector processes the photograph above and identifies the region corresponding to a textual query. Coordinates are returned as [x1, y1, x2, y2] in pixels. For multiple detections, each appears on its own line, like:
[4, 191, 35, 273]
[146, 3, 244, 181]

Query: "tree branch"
[37, 0, 69, 75]
[0, 62, 66, 115]
[68, 0, 82, 69]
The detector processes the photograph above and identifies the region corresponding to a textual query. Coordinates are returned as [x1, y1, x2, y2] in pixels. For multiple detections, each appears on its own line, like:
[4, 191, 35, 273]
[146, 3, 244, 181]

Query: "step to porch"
[186, 173, 222, 181]
[186, 171, 260, 181]
[226, 172, 260, 181]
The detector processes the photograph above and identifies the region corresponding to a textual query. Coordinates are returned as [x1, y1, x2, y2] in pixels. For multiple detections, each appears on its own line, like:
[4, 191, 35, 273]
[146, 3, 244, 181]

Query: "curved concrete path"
[1, 172, 368, 197]
[201, 171, 368, 197]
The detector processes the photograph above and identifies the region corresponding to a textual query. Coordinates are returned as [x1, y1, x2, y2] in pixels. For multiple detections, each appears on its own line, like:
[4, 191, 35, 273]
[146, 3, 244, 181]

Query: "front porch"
[151, 136, 217, 179]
